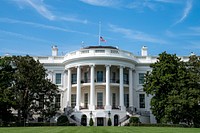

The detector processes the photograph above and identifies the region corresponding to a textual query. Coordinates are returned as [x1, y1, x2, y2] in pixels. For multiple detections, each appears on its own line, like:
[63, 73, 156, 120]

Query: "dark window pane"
[56, 73, 61, 84]
[139, 94, 145, 108]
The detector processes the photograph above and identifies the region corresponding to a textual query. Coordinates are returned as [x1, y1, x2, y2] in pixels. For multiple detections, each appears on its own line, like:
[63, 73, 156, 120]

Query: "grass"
[0, 126, 200, 133]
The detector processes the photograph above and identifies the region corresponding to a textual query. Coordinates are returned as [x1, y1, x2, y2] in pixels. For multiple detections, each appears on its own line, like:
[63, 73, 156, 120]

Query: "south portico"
[65, 64, 135, 110]
[64, 62, 135, 126]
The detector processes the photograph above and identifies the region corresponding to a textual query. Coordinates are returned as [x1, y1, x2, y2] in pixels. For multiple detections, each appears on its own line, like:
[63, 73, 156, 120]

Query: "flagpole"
[98, 21, 101, 46]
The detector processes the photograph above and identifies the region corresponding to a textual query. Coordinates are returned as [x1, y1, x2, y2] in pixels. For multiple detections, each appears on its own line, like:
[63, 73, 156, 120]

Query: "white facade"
[34, 46, 190, 126]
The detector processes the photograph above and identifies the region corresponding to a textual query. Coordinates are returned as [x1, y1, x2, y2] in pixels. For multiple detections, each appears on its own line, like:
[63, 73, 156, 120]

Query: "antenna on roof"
[81, 41, 85, 48]
[98, 21, 101, 46]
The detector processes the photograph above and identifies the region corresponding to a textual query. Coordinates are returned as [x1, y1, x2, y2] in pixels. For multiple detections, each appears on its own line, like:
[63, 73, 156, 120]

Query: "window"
[112, 93, 116, 108]
[97, 71, 103, 82]
[81, 50, 89, 54]
[55, 73, 62, 84]
[124, 94, 129, 108]
[97, 92, 103, 108]
[55, 94, 61, 108]
[111, 50, 119, 54]
[84, 72, 88, 83]
[112, 72, 116, 83]
[72, 74, 77, 84]
[84, 93, 88, 108]
[95, 50, 105, 53]
[124, 73, 129, 84]
[71, 94, 76, 108]
[139, 94, 145, 108]
[139, 73, 145, 84]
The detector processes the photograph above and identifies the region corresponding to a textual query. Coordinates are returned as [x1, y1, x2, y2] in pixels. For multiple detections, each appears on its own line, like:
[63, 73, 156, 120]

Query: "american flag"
[100, 36, 106, 42]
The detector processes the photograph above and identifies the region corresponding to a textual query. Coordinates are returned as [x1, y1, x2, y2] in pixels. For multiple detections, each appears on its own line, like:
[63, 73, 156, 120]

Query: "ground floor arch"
[81, 114, 87, 126]
[114, 115, 119, 126]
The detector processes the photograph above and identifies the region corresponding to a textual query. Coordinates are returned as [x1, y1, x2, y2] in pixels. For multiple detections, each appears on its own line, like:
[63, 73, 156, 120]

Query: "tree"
[0, 57, 16, 126]
[129, 117, 140, 124]
[183, 55, 200, 127]
[143, 52, 200, 126]
[144, 52, 182, 123]
[11, 56, 59, 124]
[89, 118, 94, 126]
[107, 118, 112, 126]
[57, 115, 69, 126]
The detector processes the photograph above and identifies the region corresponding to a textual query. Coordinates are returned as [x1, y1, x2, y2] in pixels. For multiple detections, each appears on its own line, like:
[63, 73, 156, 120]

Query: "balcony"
[80, 105, 88, 110]
[95, 105, 105, 110]
[112, 105, 120, 110]
[71, 78, 129, 86]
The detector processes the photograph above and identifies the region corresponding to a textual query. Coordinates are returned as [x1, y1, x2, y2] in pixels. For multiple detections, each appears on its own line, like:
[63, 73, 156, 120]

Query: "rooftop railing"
[65, 48, 136, 61]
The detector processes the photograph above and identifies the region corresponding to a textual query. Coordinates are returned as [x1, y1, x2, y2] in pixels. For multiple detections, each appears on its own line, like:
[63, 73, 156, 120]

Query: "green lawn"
[0, 127, 200, 133]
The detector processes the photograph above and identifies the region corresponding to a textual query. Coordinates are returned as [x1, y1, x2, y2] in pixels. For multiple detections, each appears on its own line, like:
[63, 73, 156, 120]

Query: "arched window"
[114, 115, 119, 126]
[81, 114, 87, 126]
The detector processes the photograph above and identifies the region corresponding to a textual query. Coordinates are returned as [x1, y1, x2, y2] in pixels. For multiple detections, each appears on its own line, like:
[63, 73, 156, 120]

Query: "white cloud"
[154, 0, 182, 4]
[187, 41, 200, 47]
[189, 27, 200, 33]
[60, 17, 88, 24]
[80, 0, 119, 7]
[165, 27, 200, 38]
[127, 1, 158, 11]
[14, 0, 55, 20]
[0, 29, 50, 43]
[181, 27, 200, 36]
[109, 24, 166, 44]
[11, 0, 88, 24]
[0, 18, 90, 35]
[174, 0, 192, 25]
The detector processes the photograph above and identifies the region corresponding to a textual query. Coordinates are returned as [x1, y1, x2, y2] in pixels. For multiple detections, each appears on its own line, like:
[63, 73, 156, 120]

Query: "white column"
[90, 65, 95, 110]
[120, 66, 125, 111]
[105, 65, 111, 110]
[76, 66, 81, 111]
[133, 70, 137, 110]
[62, 70, 67, 110]
[129, 68, 133, 108]
[67, 69, 71, 107]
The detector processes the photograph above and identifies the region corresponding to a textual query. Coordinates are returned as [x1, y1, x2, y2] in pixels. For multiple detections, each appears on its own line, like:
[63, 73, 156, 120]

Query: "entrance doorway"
[97, 117, 104, 126]
[81, 115, 87, 126]
[114, 115, 119, 126]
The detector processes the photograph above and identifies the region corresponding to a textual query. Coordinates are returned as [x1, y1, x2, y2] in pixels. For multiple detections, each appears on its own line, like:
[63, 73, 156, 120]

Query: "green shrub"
[107, 118, 112, 126]
[68, 123, 77, 126]
[129, 123, 189, 127]
[57, 115, 69, 126]
[89, 118, 94, 126]
[129, 117, 140, 124]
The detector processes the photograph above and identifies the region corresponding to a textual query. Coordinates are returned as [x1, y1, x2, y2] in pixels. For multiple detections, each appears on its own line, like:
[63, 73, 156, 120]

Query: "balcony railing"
[71, 78, 129, 84]
[112, 105, 120, 110]
[66, 48, 136, 61]
[110, 79, 119, 83]
[95, 105, 105, 109]
[80, 106, 88, 110]
[81, 79, 90, 83]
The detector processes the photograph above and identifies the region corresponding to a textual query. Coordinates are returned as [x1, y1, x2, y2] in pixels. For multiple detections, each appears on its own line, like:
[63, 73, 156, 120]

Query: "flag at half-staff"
[100, 36, 106, 42]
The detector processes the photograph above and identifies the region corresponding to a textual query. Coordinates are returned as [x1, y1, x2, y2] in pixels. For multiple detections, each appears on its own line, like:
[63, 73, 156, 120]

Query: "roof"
[83, 46, 118, 49]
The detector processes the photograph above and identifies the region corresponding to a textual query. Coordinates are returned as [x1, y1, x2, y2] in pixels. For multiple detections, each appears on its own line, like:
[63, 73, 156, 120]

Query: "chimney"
[190, 52, 195, 56]
[141, 46, 148, 56]
[52, 45, 58, 56]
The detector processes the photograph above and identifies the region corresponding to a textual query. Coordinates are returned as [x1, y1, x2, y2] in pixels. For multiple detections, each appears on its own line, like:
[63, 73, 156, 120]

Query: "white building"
[34, 45, 189, 126]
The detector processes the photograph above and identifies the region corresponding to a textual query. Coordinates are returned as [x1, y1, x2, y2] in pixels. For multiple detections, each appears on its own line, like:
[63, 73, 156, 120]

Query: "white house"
[34, 45, 190, 126]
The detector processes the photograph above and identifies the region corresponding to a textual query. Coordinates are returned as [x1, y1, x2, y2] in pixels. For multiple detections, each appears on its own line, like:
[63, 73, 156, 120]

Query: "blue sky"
[0, 0, 200, 56]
